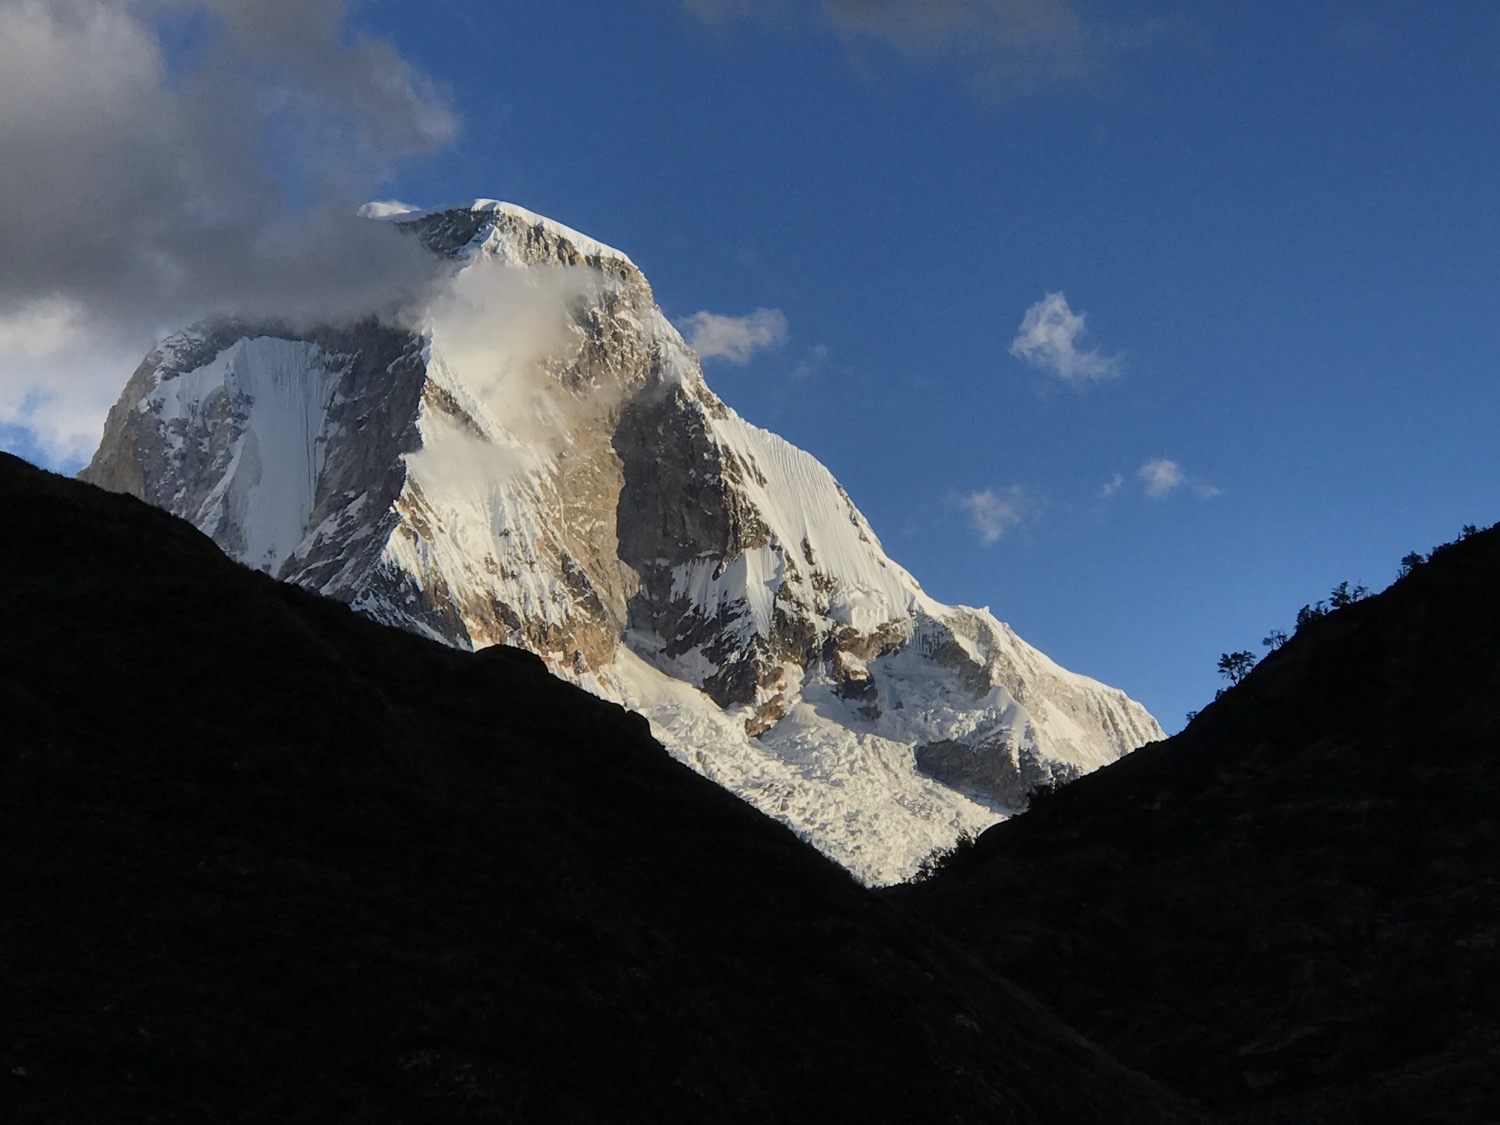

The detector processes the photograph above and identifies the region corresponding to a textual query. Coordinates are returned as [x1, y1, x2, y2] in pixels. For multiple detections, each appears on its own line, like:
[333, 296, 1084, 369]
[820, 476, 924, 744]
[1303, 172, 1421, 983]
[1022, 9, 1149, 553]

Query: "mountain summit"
[83, 199, 1161, 882]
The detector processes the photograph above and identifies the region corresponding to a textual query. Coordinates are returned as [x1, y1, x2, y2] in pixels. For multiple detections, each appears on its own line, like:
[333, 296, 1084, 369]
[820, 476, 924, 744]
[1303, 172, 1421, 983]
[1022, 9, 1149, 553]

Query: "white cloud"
[1009, 291, 1119, 384]
[1100, 471, 1124, 498]
[678, 308, 789, 363]
[1133, 458, 1221, 500]
[959, 486, 1026, 544]
[357, 199, 422, 219]
[1138, 457, 1184, 498]
[0, 304, 152, 467]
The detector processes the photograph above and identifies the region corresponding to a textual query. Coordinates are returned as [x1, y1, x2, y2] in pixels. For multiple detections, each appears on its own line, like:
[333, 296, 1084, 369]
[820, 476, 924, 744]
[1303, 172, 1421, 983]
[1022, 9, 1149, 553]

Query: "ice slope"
[706, 408, 929, 633]
[82, 199, 1164, 885]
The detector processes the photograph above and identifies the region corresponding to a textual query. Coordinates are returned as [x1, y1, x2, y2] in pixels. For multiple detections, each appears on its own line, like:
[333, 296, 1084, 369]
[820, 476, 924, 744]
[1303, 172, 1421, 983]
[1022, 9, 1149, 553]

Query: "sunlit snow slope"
[83, 200, 1163, 884]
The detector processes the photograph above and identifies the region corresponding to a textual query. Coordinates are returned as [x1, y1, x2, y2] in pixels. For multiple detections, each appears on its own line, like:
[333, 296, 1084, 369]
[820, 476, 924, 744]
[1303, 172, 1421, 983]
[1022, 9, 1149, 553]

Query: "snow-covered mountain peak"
[82, 198, 1163, 884]
[361, 198, 639, 272]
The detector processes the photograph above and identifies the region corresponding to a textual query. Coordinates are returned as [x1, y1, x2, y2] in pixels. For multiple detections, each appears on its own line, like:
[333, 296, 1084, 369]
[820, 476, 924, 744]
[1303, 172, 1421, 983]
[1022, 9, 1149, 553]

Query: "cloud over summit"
[0, 0, 458, 461]
[0, 0, 455, 329]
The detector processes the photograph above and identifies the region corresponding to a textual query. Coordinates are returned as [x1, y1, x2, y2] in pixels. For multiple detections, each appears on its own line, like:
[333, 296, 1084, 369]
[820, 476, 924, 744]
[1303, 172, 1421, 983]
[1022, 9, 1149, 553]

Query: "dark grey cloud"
[188, 0, 456, 162]
[0, 0, 455, 333]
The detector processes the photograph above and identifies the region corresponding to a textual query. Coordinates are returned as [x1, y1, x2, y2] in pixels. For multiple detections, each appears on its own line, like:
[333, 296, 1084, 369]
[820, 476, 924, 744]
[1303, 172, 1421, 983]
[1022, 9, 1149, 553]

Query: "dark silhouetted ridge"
[894, 522, 1500, 1123]
[0, 452, 1203, 1124]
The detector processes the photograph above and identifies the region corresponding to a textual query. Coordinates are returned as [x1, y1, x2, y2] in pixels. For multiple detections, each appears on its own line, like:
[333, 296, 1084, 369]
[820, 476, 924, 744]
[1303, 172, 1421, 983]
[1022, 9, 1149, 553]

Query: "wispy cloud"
[825, 0, 1088, 81]
[1009, 291, 1120, 385]
[791, 342, 831, 380]
[678, 308, 790, 363]
[683, 0, 1162, 96]
[959, 485, 1027, 544]
[1100, 472, 1124, 498]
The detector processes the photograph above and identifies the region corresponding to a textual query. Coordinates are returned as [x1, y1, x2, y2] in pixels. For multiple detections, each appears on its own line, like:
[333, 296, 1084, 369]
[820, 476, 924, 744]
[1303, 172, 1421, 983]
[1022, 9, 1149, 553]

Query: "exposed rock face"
[82, 199, 1163, 884]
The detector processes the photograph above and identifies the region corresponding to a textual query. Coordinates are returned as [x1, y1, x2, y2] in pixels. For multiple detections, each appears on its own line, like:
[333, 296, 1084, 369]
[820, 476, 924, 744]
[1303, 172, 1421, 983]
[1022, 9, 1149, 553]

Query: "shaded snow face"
[145, 337, 336, 573]
[83, 200, 1165, 885]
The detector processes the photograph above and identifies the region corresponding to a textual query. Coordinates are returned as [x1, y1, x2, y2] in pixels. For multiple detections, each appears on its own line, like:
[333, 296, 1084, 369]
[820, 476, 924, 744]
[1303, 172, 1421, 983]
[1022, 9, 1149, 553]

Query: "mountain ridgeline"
[81, 199, 1162, 884]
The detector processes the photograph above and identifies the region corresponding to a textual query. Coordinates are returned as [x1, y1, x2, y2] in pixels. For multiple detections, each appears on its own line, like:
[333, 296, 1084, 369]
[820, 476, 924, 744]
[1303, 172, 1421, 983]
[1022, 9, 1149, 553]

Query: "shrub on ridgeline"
[1328, 581, 1369, 610]
[1295, 602, 1326, 631]
[1431, 524, 1489, 561]
[1199, 531, 1494, 722]
[1217, 651, 1258, 687]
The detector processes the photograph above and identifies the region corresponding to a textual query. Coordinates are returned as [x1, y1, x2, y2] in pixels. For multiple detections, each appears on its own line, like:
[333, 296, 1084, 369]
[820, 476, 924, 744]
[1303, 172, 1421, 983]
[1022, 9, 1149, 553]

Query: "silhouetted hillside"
[894, 523, 1500, 1123]
[0, 452, 1203, 1124]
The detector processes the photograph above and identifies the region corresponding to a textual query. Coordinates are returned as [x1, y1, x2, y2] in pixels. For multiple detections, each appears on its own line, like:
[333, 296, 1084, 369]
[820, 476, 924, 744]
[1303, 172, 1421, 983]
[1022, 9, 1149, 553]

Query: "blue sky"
[3, 1, 1499, 730]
